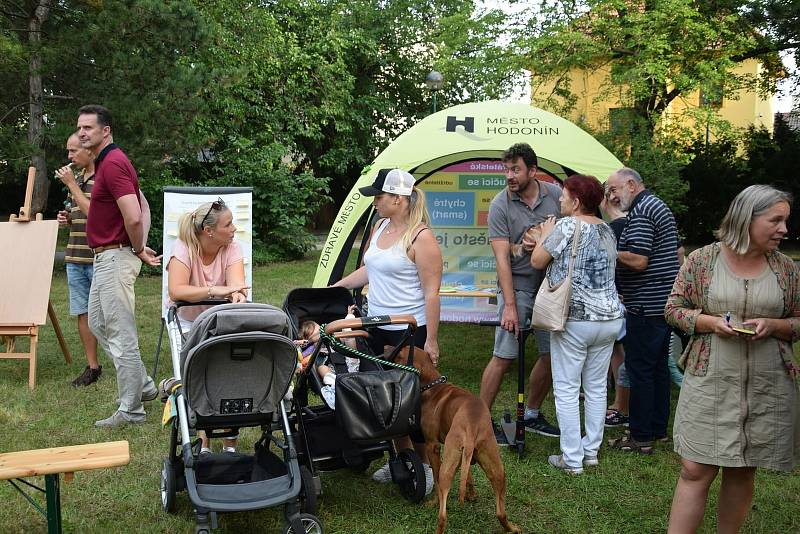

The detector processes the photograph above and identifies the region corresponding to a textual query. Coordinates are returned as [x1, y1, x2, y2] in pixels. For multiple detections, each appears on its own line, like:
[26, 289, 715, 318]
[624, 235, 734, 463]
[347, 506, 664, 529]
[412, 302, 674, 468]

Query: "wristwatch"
[132, 246, 143, 255]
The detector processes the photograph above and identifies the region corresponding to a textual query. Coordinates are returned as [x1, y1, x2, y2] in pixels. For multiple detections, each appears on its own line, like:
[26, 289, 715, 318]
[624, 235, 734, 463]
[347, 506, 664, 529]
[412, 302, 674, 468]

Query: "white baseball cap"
[359, 168, 414, 196]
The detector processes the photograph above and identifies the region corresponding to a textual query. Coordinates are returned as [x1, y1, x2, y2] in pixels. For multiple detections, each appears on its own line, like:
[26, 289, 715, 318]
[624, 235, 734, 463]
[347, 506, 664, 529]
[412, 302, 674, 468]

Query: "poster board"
[0, 220, 59, 325]
[161, 187, 253, 318]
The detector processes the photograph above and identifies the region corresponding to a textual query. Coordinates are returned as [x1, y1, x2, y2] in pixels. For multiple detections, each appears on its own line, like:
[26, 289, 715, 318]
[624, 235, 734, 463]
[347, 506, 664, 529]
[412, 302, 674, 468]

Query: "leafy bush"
[172, 137, 329, 261]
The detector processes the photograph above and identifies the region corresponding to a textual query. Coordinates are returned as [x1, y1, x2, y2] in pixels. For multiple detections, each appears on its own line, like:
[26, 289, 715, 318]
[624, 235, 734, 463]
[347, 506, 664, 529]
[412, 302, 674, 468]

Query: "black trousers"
[367, 325, 427, 355]
[623, 314, 671, 442]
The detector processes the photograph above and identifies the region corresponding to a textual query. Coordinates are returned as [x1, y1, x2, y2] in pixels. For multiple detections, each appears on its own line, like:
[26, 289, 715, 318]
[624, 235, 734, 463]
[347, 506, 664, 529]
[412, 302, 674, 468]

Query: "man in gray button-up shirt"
[480, 143, 562, 444]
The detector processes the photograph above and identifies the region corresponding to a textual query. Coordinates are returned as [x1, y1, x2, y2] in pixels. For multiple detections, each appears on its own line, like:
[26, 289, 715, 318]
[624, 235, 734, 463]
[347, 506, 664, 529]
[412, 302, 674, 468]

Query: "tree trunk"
[28, 1, 52, 215]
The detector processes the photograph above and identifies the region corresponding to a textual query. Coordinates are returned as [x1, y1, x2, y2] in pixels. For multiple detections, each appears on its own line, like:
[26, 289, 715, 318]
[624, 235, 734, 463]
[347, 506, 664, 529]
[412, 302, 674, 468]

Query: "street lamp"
[425, 71, 444, 114]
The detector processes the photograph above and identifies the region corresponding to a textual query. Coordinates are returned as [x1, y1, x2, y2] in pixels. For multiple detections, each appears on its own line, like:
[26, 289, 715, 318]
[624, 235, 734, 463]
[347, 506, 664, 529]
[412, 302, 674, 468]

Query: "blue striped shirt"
[616, 191, 680, 316]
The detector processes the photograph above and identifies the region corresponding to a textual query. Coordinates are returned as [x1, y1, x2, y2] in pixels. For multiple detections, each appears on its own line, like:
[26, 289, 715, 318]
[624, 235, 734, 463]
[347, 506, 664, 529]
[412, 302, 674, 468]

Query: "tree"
[743, 118, 800, 235]
[743, 0, 800, 85]
[174, 0, 522, 258]
[0, 0, 210, 214]
[261, 0, 524, 208]
[2, 0, 524, 258]
[524, 0, 792, 136]
[678, 138, 747, 243]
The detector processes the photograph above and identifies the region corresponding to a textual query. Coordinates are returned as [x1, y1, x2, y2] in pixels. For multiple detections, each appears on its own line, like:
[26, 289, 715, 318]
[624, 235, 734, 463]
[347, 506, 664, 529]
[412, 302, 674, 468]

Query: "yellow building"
[532, 58, 774, 138]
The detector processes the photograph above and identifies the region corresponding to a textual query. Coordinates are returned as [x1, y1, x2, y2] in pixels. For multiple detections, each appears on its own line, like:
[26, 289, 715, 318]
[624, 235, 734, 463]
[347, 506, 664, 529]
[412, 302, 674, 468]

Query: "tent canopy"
[313, 101, 623, 287]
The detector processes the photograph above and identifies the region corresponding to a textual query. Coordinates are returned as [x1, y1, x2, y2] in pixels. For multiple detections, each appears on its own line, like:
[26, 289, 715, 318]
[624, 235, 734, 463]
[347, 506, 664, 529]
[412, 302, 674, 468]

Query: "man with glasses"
[78, 104, 161, 428]
[605, 167, 680, 454]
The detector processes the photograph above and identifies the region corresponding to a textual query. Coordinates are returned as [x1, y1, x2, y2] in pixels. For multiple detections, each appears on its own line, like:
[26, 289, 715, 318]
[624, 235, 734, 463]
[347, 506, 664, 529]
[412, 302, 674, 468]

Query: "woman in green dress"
[665, 185, 800, 533]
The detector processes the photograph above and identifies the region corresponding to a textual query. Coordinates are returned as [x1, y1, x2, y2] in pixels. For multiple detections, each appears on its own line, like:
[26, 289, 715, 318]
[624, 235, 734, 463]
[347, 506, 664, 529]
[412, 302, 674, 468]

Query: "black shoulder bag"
[334, 364, 420, 445]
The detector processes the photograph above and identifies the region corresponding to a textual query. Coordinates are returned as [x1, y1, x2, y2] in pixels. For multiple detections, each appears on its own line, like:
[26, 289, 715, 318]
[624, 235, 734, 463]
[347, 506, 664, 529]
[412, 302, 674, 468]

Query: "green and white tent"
[313, 101, 622, 322]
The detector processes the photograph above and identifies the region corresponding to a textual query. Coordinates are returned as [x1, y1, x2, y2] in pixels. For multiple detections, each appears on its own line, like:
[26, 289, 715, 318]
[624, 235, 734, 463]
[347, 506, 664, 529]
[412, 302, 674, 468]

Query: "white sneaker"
[547, 454, 583, 475]
[371, 462, 392, 483]
[422, 463, 434, 496]
[583, 455, 599, 467]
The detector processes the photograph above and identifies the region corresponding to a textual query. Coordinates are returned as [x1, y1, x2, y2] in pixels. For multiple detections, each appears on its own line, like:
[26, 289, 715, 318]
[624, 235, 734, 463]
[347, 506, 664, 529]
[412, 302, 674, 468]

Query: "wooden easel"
[1, 167, 71, 389]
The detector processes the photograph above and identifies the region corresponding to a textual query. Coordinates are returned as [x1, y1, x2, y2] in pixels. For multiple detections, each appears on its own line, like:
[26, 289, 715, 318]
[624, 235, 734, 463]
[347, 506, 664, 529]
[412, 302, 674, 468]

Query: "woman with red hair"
[531, 174, 624, 474]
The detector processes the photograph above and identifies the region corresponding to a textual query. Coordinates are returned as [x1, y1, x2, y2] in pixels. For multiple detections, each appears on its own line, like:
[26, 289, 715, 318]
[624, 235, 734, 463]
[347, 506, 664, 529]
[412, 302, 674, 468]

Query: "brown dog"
[394, 346, 521, 534]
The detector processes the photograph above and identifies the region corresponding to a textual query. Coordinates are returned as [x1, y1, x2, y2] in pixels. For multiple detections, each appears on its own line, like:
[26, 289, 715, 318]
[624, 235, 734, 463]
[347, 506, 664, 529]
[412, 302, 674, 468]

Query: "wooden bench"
[0, 441, 130, 533]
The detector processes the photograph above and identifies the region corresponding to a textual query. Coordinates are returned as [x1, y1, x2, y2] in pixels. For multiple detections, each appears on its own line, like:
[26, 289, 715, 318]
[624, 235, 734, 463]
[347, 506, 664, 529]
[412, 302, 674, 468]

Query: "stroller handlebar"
[323, 314, 417, 334]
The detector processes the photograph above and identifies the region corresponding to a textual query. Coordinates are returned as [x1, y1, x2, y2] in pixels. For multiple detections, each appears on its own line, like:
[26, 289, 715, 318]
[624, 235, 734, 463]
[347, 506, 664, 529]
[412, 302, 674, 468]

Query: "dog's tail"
[457, 438, 476, 503]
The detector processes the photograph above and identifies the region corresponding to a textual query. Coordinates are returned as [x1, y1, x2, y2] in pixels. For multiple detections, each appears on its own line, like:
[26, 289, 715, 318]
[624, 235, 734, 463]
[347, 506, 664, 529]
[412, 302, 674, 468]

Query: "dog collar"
[421, 375, 448, 392]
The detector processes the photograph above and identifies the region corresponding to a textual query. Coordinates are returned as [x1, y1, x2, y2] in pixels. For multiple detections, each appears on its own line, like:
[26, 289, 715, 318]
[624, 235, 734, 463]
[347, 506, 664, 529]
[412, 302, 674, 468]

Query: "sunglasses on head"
[199, 197, 225, 228]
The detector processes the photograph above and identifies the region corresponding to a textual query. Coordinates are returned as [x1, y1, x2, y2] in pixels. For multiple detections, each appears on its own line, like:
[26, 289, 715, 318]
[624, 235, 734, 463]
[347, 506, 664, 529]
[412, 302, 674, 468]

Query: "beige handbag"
[531, 220, 582, 332]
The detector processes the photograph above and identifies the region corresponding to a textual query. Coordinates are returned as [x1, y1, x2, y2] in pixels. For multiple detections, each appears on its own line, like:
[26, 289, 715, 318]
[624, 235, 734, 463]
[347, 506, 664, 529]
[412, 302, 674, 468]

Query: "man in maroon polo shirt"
[77, 104, 161, 427]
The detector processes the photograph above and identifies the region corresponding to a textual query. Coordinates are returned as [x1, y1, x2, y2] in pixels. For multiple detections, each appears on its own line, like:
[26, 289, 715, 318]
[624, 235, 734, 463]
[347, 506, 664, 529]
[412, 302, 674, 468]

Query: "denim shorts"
[66, 262, 94, 316]
[617, 362, 630, 388]
[493, 289, 551, 359]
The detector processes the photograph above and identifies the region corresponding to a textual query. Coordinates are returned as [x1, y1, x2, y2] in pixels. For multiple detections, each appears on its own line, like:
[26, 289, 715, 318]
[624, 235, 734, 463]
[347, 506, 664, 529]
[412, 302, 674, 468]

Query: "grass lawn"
[1, 253, 799, 533]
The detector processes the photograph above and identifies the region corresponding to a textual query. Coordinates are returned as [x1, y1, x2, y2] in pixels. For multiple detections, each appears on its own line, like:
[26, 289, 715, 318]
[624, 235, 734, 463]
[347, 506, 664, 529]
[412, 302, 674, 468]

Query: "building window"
[700, 87, 723, 109]
[609, 107, 637, 136]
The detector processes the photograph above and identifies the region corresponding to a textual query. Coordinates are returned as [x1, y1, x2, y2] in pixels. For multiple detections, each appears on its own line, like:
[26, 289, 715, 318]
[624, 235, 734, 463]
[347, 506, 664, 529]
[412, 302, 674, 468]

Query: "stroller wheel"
[284, 513, 323, 534]
[299, 465, 318, 514]
[160, 458, 177, 513]
[396, 449, 426, 504]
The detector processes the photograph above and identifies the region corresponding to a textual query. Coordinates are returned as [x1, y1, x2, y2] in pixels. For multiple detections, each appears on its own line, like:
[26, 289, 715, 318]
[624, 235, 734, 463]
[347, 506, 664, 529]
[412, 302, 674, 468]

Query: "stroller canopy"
[180, 303, 297, 423]
[282, 287, 354, 338]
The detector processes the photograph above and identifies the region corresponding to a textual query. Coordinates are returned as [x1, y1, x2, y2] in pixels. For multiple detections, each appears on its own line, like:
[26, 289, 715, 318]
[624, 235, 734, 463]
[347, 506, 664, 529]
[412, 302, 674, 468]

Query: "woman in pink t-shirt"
[167, 198, 249, 454]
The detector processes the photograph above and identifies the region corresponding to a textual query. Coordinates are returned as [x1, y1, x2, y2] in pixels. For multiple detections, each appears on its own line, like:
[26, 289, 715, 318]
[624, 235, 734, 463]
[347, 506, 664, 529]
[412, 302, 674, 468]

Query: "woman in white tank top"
[333, 168, 443, 494]
[333, 168, 443, 364]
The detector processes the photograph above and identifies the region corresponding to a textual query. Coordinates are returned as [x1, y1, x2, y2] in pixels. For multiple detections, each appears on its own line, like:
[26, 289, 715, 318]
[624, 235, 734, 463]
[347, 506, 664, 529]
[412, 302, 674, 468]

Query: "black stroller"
[282, 287, 427, 504]
[160, 302, 322, 533]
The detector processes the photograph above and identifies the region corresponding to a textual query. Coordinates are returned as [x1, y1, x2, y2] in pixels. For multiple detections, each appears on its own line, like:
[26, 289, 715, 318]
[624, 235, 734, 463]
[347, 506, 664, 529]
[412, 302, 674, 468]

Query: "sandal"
[607, 434, 653, 455]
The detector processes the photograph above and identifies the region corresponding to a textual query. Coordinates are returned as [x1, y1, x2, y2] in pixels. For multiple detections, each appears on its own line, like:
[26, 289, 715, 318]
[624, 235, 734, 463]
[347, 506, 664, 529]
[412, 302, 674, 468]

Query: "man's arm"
[617, 211, 654, 272]
[139, 190, 151, 245]
[55, 166, 90, 215]
[117, 193, 144, 251]
[617, 251, 648, 271]
[491, 239, 519, 334]
[118, 192, 160, 266]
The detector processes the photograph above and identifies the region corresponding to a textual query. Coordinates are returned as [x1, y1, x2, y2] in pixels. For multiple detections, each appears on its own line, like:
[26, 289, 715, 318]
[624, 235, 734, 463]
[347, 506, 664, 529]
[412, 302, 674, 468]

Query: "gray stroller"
[160, 302, 321, 533]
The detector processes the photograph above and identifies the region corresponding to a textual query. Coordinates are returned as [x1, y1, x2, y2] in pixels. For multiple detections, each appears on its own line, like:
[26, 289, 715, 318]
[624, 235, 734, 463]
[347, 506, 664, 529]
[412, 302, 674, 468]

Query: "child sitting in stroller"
[295, 305, 359, 409]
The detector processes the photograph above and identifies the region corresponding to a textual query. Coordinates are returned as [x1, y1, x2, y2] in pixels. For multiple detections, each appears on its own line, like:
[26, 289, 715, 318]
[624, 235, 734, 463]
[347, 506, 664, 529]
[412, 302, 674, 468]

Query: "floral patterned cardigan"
[664, 242, 800, 376]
